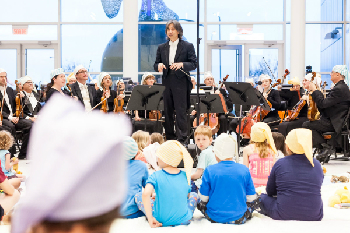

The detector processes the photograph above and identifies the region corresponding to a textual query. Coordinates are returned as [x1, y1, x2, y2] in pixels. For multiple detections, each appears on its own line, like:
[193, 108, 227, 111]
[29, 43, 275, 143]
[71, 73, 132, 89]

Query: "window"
[0, 25, 57, 41]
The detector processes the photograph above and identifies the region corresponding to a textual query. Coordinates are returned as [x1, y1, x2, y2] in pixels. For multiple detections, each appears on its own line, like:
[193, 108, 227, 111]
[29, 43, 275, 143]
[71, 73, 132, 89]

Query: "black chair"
[270, 100, 288, 132]
[321, 107, 350, 162]
[15, 130, 23, 153]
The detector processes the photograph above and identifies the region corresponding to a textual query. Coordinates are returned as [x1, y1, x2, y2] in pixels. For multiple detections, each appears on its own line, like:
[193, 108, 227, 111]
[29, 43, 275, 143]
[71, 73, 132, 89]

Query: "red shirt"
[0, 161, 7, 183]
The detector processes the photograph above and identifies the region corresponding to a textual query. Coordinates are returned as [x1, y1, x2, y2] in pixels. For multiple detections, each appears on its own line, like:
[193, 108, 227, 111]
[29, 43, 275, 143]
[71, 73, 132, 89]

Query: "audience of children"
[197, 133, 260, 224]
[260, 128, 324, 221]
[11, 95, 131, 233]
[191, 125, 217, 192]
[120, 137, 149, 219]
[131, 130, 150, 164]
[0, 160, 20, 222]
[243, 122, 277, 188]
[0, 131, 25, 184]
[272, 132, 286, 159]
[135, 140, 198, 227]
[143, 133, 164, 171]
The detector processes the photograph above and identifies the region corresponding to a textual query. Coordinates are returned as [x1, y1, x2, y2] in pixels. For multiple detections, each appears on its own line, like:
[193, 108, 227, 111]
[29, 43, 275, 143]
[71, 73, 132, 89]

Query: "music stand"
[126, 85, 165, 131]
[224, 82, 262, 154]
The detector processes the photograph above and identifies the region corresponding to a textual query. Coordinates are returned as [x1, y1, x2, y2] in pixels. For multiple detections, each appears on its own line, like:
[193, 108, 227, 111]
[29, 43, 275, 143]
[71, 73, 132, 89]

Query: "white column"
[123, 0, 139, 82]
[290, 0, 306, 79]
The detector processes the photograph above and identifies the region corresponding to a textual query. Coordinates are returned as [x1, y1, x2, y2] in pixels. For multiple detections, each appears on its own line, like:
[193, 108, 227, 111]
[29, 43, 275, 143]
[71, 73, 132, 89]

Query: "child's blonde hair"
[151, 133, 164, 145]
[132, 130, 150, 151]
[0, 131, 14, 150]
[194, 125, 212, 138]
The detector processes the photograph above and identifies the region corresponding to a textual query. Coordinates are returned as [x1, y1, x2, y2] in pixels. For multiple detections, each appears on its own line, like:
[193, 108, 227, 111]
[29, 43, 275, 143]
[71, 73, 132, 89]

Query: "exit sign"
[12, 26, 28, 35]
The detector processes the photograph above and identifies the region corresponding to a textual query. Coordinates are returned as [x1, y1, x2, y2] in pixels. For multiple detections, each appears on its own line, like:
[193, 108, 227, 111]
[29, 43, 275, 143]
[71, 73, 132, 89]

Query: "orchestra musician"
[154, 20, 197, 143]
[133, 73, 162, 134]
[95, 72, 117, 113]
[278, 76, 308, 137]
[20, 76, 41, 122]
[69, 65, 96, 111]
[0, 69, 33, 160]
[259, 74, 281, 125]
[46, 68, 68, 102]
[302, 65, 350, 162]
[62, 72, 77, 96]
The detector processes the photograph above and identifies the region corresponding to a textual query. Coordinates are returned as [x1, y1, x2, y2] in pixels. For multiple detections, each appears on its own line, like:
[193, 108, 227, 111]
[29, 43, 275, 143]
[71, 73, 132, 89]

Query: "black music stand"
[225, 82, 262, 154]
[126, 85, 165, 131]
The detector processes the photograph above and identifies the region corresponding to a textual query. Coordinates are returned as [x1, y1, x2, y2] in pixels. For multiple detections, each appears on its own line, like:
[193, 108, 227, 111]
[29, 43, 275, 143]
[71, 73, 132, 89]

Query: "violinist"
[302, 65, 350, 162]
[277, 76, 308, 137]
[95, 72, 117, 113]
[69, 65, 96, 111]
[62, 72, 77, 96]
[46, 68, 69, 102]
[20, 76, 41, 122]
[259, 74, 281, 125]
[0, 68, 32, 160]
[133, 73, 162, 134]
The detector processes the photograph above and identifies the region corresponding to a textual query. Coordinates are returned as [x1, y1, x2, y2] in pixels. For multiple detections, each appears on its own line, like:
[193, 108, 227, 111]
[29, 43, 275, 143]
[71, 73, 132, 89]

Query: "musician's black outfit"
[133, 110, 163, 134]
[95, 89, 117, 113]
[278, 88, 308, 137]
[262, 89, 281, 126]
[154, 39, 197, 143]
[0, 87, 33, 159]
[302, 80, 350, 153]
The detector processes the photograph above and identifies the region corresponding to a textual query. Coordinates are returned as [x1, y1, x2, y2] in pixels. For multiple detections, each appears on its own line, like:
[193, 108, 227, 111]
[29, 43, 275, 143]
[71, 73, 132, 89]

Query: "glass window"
[0, 49, 17, 85]
[306, 0, 343, 21]
[285, 24, 291, 70]
[347, 0, 350, 21]
[249, 48, 279, 79]
[207, 25, 283, 41]
[138, 24, 204, 72]
[61, 0, 123, 22]
[207, 0, 283, 22]
[0, 0, 58, 22]
[287, 0, 343, 22]
[0, 25, 57, 41]
[305, 24, 343, 72]
[61, 24, 123, 73]
[25, 49, 55, 85]
[138, 0, 204, 22]
[321, 74, 332, 90]
[346, 24, 350, 83]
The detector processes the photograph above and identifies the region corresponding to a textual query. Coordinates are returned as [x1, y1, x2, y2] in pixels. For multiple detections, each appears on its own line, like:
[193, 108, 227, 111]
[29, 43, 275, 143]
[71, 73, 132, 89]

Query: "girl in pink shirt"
[243, 122, 277, 188]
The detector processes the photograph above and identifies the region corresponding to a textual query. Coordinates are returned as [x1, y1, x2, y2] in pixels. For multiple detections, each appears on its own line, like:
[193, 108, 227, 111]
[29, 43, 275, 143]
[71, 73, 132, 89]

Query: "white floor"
[1, 156, 350, 233]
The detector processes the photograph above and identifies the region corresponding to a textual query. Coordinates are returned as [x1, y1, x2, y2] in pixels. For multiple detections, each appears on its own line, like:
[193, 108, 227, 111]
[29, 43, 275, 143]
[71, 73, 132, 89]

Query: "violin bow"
[262, 57, 276, 82]
[90, 97, 107, 111]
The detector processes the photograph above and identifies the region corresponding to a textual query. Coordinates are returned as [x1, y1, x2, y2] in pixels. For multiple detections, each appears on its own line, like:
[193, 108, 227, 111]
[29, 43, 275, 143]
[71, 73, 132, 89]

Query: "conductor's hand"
[158, 63, 166, 72]
[170, 62, 183, 71]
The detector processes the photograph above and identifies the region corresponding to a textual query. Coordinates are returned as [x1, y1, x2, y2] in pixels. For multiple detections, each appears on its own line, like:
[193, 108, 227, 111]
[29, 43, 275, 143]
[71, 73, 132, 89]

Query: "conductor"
[154, 20, 197, 143]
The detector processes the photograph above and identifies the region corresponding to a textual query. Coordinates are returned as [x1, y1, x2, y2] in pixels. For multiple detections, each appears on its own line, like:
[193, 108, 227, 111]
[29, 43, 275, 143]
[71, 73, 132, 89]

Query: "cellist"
[95, 72, 116, 113]
[302, 65, 350, 163]
[0, 68, 32, 160]
[278, 76, 308, 137]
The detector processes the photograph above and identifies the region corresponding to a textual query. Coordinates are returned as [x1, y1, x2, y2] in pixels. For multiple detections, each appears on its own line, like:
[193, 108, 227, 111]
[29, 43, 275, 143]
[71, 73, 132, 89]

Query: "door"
[0, 42, 58, 88]
[207, 45, 243, 83]
[244, 44, 284, 84]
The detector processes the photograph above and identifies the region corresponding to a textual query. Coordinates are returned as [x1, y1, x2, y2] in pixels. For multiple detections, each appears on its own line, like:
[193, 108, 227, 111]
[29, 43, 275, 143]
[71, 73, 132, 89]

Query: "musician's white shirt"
[0, 86, 13, 120]
[169, 38, 179, 65]
[24, 90, 39, 119]
[78, 82, 92, 111]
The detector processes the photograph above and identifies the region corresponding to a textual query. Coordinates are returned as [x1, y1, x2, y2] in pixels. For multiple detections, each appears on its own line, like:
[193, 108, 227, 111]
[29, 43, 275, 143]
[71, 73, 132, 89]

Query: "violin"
[14, 80, 23, 118]
[100, 87, 108, 113]
[307, 72, 318, 121]
[113, 82, 124, 114]
[284, 94, 307, 122]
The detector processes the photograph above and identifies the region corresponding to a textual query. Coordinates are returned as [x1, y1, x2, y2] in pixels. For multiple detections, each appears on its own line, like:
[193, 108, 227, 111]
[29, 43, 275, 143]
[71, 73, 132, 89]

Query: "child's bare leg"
[0, 190, 20, 214]
[8, 178, 21, 189]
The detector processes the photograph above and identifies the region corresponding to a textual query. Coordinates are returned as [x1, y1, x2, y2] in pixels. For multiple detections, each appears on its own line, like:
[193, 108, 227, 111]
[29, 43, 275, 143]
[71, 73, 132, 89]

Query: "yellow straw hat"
[285, 128, 314, 167]
[156, 140, 193, 185]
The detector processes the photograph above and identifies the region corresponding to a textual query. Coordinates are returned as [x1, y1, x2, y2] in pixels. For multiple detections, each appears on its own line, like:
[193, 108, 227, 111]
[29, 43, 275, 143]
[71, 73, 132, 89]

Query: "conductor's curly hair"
[0, 130, 14, 150]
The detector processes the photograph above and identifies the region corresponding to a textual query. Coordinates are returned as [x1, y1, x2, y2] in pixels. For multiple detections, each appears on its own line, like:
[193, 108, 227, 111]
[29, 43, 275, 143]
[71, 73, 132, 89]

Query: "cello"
[113, 81, 124, 114]
[14, 80, 23, 118]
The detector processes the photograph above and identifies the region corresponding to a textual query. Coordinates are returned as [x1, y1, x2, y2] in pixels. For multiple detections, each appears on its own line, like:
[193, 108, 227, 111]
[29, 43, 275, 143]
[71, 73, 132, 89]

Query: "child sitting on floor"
[191, 125, 217, 192]
[0, 131, 25, 183]
[150, 132, 164, 145]
[272, 132, 286, 160]
[132, 130, 150, 164]
[197, 133, 259, 224]
[120, 137, 149, 219]
[135, 141, 198, 228]
[243, 122, 276, 188]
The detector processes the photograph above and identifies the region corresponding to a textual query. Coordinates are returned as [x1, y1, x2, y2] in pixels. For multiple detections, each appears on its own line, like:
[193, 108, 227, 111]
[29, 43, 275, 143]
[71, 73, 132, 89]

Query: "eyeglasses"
[0, 76, 7, 78]
[77, 70, 88, 74]
[25, 82, 33, 85]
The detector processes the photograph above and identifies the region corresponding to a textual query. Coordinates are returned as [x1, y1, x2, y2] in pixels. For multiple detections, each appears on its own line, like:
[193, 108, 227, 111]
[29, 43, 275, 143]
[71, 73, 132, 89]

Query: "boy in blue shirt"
[135, 140, 198, 228]
[120, 137, 149, 219]
[191, 125, 217, 192]
[198, 133, 260, 224]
